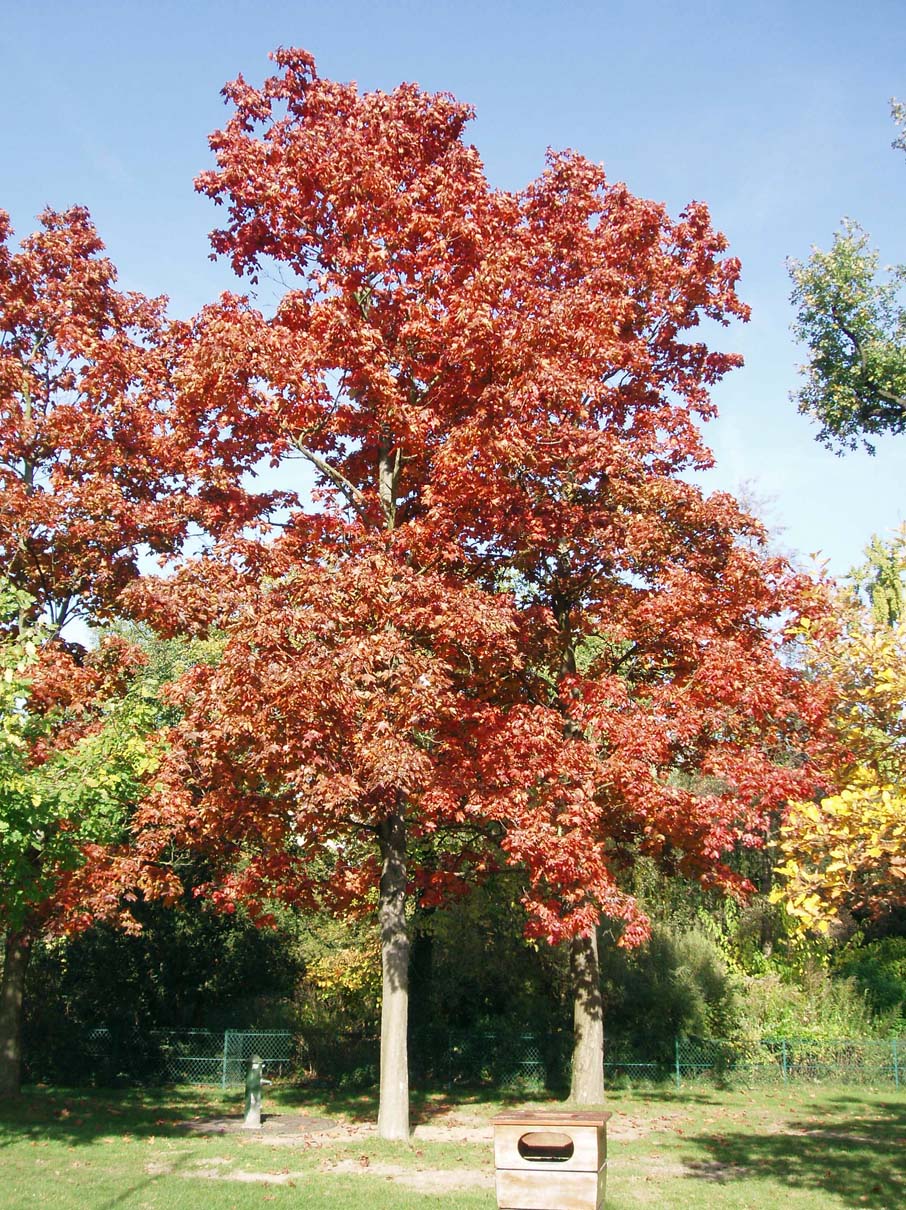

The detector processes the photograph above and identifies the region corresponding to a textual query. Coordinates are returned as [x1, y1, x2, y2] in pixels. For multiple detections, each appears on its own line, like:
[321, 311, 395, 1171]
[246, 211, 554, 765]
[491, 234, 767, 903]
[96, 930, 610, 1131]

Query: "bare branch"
[293, 441, 370, 519]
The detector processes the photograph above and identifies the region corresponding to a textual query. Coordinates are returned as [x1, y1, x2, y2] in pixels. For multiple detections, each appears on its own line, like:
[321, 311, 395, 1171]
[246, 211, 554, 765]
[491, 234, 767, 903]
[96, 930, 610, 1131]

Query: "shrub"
[740, 960, 877, 1040]
[600, 922, 744, 1061]
[834, 935, 906, 1023]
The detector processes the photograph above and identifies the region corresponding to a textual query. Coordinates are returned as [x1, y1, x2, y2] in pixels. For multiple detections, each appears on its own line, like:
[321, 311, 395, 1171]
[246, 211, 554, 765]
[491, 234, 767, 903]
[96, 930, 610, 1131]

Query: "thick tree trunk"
[552, 601, 606, 1103]
[569, 928, 605, 1104]
[0, 929, 32, 1098]
[377, 807, 410, 1140]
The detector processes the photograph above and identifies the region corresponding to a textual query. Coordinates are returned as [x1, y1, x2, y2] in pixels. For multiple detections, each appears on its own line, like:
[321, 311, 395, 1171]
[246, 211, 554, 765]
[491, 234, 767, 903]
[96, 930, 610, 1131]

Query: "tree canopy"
[788, 100, 906, 452]
[116, 48, 836, 1128]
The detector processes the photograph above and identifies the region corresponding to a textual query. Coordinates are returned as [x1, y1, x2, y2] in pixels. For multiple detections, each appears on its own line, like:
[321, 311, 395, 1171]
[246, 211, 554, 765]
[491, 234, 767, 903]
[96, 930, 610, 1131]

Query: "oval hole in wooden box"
[517, 1131, 575, 1162]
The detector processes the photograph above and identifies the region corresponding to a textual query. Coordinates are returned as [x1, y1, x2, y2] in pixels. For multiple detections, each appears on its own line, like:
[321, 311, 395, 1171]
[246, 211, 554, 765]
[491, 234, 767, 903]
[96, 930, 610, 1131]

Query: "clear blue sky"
[3, 0, 903, 578]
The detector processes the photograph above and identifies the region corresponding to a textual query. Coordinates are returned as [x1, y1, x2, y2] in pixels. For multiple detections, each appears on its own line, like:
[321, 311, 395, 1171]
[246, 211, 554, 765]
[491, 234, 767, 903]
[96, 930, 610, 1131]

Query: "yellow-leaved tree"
[775, 527, 906, 930]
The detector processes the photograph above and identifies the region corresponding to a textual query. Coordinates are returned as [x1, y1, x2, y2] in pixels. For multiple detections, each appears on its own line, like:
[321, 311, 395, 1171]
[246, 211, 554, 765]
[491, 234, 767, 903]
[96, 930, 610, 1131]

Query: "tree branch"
[830, 303, 906, 414]
[293, 441, 370, 520]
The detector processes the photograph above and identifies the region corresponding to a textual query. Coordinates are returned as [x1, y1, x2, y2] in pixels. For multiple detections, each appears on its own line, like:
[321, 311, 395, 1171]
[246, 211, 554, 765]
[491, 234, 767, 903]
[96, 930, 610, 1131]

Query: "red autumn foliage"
[0, 207, 185, 630]
[129, 527, 648, 942]
[127, 49, 832, 953]
[0, 209, 192, 1097]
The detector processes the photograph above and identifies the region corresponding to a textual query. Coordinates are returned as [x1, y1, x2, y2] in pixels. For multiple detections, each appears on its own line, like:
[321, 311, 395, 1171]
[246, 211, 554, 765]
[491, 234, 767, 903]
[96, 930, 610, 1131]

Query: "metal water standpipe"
[243, 1054, 271, 1129]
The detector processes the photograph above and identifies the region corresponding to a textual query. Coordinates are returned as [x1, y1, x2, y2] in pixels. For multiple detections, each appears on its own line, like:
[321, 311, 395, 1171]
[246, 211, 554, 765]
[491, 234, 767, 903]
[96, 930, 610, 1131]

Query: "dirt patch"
[322, 1107, 658, 1144]
[412, 1115, 492, 1143]
[176, 1103, 661, 1169]
[149, 1153, 491, 1192]
[193, 1167, 300, 1184]
[178, 1112, 335, 1139]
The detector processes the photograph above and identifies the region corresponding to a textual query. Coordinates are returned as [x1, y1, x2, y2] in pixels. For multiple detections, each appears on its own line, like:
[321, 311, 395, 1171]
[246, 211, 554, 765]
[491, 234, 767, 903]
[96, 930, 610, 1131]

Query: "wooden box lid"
[492, 1111, 612, 1127]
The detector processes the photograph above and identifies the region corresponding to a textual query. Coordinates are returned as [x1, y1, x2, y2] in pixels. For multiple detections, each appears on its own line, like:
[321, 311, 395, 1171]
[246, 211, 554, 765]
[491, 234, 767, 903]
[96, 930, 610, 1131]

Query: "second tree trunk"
[569, 928, 605, 1104]
[377, 808, 410, 1139]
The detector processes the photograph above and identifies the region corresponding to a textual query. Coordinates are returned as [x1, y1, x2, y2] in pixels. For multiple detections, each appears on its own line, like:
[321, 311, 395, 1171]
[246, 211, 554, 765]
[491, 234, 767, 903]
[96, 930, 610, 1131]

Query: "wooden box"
[492, 1110, 611, 1210]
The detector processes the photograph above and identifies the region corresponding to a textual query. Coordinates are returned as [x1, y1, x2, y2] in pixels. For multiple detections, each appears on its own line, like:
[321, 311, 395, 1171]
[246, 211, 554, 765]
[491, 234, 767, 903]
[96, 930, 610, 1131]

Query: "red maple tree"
[0, 208, 198, 1094]
[401, 153, 836, 1095]
[126, 49, 831, 1128]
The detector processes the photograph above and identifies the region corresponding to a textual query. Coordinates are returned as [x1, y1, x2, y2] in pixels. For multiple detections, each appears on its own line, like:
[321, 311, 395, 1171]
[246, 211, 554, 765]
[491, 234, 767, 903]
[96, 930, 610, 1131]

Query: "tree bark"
[553, 599, 607, 1103]
[569, 928, 605, 1104]
[377, 807, 410, 1140]
[0, 929, 32, 1098]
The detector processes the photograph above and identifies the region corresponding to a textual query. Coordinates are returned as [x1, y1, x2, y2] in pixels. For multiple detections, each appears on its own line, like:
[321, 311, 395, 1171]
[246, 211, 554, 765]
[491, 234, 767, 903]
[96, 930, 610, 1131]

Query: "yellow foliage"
[775, 534, 906, 929]
[777, 782, 906, 929]
[306, 943, 381, 1002]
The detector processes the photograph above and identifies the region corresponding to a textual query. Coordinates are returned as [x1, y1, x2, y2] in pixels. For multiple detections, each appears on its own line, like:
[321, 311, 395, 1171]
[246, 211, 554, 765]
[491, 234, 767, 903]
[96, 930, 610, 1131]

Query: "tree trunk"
[569, 928, 605, 1104]
[0, 929, 32, 1098]
[377, 807, 410, 1140]
[553, 601, 606, 1104]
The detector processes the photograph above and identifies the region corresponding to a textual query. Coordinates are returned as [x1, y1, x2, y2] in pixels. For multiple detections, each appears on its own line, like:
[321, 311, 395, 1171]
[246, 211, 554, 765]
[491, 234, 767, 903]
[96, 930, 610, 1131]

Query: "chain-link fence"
[441, 1032, 906, 1090]
[736, 1036, 904, 1088]
[83, 1028, 293, 1087]
[617, 1035, 906, 1089]
[74, 1027, 905, 1090]
[221, 1030, 293, 1087]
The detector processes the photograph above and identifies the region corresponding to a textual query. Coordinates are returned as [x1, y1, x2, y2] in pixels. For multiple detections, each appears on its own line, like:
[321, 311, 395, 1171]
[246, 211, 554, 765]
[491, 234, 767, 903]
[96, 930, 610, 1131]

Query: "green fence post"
[222, 1030, 231, 1090]
[781, 1039, 789, 1084]
[893, 1038, 900, 1090]
[674, 1038, 681, 1090]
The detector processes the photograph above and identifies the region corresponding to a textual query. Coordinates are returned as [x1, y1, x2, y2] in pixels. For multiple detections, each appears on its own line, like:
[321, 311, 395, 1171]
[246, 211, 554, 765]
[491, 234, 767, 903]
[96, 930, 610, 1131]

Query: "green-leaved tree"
[789, 100, 906, 452]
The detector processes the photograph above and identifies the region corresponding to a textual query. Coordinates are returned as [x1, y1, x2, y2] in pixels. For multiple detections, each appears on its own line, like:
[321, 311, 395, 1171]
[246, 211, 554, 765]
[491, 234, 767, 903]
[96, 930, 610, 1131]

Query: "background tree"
[776, 530, 906, 931]
[788, 100, 906, 452]
[0, 592, 168, 1095]
[0, 208, 202, 1094]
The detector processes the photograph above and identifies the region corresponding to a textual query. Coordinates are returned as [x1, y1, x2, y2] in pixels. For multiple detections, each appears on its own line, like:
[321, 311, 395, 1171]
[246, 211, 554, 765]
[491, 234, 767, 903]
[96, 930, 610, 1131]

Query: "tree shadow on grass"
[0, 1079, 731, 1148]
[684, 1094, 906, 1209]
[0, 1086, 240, 1148]
[276, 1079, 641, 1126]
[0, 1081, 518, 1142]
[94, 1149, 195, 1210]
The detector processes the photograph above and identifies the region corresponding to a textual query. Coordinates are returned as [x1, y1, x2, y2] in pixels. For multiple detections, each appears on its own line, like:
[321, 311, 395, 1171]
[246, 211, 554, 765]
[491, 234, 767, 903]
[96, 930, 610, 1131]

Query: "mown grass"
[0, 1082, 904, 1209]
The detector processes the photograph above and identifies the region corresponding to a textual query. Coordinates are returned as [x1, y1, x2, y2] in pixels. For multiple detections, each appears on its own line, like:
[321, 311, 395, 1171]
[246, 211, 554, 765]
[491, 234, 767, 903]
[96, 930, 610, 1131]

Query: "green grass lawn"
[1, 1082, 903, 1209]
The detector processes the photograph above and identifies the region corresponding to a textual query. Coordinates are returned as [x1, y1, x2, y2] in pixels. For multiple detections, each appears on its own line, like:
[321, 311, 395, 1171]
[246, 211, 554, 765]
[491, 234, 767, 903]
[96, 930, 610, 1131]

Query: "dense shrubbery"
[740, 963, 876, 1041]
[834, 936, 906, 1025]
[21, 857, 905, 1088]
[598, 924, 743, 1062]
[23, 898, 300, 1084]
